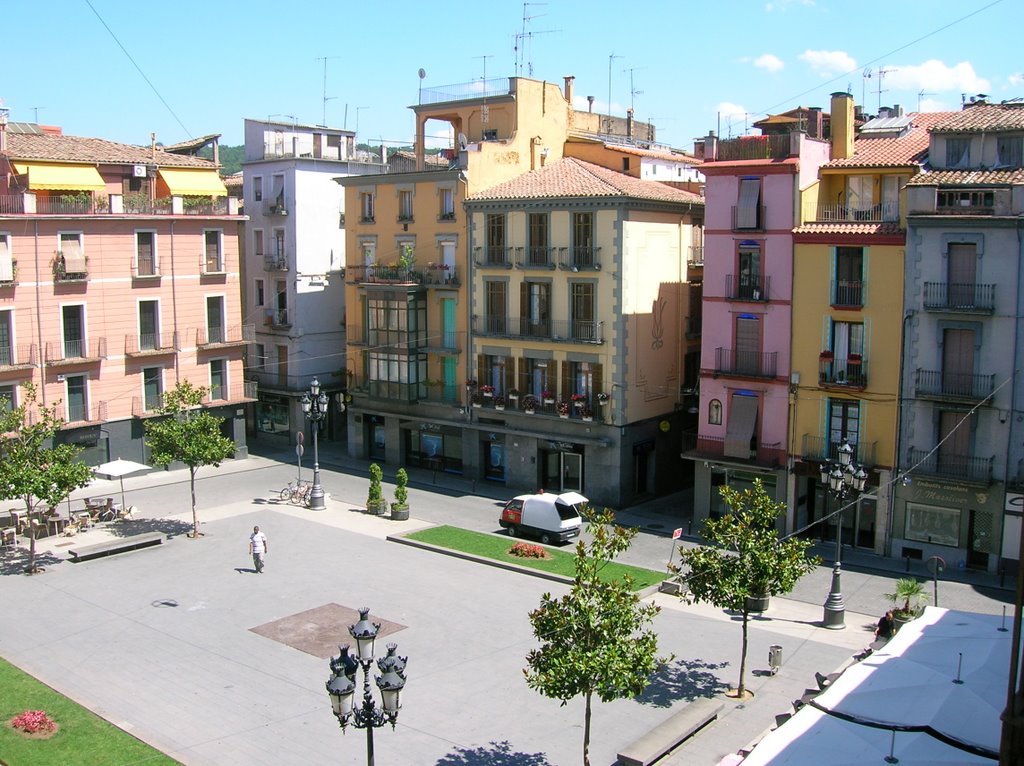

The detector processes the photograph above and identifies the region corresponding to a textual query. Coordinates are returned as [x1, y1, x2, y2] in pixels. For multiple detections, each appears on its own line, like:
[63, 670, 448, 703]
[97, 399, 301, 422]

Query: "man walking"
[249, 525, 268, 573]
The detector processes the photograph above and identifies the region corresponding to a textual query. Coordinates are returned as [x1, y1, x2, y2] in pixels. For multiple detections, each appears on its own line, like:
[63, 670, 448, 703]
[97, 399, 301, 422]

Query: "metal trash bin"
[768, 644, 783, 675]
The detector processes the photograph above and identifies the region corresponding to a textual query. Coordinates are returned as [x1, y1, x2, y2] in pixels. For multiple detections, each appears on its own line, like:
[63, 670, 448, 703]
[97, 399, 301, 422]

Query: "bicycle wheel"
[280, 487, 293, 502]
[289, 488, 304, 505]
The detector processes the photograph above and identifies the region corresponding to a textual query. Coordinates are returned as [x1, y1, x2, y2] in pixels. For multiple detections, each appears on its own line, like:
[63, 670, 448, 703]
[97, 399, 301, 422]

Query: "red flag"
[672, 527, 682, 540]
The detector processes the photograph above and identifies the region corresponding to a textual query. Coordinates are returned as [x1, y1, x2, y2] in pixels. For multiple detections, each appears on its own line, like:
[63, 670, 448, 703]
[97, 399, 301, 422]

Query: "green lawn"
[0, 656, 180, 766]
[405, 525, 665, 590]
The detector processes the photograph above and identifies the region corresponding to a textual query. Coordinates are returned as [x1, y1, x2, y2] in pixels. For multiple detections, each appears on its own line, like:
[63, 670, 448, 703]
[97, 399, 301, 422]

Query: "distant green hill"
[199, 144, 244, 176]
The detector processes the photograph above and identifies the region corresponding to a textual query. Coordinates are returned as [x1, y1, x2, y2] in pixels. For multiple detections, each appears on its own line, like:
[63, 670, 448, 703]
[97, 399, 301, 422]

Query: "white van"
[498, 491, 587, 544]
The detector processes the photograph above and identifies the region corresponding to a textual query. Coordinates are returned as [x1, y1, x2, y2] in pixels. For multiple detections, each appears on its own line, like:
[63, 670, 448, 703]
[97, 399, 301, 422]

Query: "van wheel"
[507, 525, 517, 538]
[540, 533, 553, 545]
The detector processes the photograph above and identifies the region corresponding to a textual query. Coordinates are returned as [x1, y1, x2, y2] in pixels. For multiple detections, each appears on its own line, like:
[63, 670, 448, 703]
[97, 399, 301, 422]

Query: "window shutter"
[477, 355, 485, 387]
[519, 357, 528, 393]
[561, 361, 570, 400]
[520, 282, 529, 326]
[593, 364, 603, 399]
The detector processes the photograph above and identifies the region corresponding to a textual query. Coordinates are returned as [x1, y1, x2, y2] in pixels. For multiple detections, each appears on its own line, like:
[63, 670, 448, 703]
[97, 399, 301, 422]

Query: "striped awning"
[157, 168, 227, 197]
[12, 162, 106, 192]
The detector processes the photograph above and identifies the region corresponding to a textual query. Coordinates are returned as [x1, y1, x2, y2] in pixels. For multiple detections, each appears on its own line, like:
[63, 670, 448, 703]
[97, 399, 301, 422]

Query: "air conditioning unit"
[132, 164, 147, 178]
[56, 374, 66, 382]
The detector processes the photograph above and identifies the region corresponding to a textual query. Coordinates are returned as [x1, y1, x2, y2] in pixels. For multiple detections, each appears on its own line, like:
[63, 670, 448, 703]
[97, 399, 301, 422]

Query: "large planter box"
[366, 499, 387, 516]
[391, 504, 410, 521]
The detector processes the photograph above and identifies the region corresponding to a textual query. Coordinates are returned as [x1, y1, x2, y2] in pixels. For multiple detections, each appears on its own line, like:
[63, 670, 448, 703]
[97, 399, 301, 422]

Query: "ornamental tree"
[671, 479, 817, 698]
[144, 381, 235, 538]
[0, 384, 94, 573]
[525, 507, 662, 766]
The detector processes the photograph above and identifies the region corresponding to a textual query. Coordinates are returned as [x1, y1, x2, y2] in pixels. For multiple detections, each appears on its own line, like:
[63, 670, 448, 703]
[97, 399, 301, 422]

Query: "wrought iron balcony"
[0, 343, 37, 370]
[810, 201, 899, 223]
[914, 369, 995, 402]
[473, 316, 604, 344]
[681, 432, 785, 467]
[725, 274, 770, 301]
[831, 280, 863, 308]
[132, 395, 165, 418]
[133, 255, 159, 278]
[59, 401, 108, 425]
[818, 356, 868, 388]
[264, 253, 290, 271]
[345, 263, 460, 287]
[125, 332, 178, 356]
[907, 447, 993, 483]
[802, 435, 877, 467]
[714, 348, 777, 378]
[45, 338, 107, 365]
[203, 380, 258, 405]
[558, 246, 602, 272]
[515, 246, 557, 270]
[473, 246, 514, 269]
[922, 282, 996, 313]
[196, 324, 255, 348]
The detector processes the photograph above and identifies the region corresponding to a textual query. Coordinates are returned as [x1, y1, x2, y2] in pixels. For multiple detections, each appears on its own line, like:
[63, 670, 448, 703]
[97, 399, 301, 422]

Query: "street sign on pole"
[296, 444, 305, 458]
[297, 431, 304, 445]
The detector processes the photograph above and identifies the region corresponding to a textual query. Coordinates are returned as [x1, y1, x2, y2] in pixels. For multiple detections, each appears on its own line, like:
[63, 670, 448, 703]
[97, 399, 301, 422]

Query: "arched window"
[709, 399, 722, 425]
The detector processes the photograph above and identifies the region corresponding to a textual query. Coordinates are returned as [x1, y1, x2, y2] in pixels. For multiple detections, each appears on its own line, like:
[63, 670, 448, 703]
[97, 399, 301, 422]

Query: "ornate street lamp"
[300, 378, 330, 510]
[819, 438, 868, 630]
[325, 608, 408, 766]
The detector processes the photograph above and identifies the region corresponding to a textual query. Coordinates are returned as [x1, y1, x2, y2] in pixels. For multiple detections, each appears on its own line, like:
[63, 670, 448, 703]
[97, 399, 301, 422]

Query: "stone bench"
[617, 698, 724, 766]
[68, 532, 166, 562]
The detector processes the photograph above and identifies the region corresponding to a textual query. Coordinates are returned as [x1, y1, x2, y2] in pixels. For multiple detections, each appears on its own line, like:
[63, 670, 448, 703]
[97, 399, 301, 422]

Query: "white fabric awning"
[724, 394, 758, 458]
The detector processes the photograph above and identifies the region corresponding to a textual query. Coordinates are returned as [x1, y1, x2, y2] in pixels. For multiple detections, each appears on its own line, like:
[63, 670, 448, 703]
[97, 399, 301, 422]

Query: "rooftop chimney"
[563, 76, 575, 105]
[0, 105, 7, 153]
[587, 95, 594, 113]
[830, 92, 854, 160]
[808, 107, 823, 139]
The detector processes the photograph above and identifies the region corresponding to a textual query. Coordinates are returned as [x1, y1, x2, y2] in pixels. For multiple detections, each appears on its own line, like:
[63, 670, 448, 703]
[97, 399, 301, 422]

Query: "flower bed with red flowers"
[509, 542, 550, 559]
[9, 709, 59, 739]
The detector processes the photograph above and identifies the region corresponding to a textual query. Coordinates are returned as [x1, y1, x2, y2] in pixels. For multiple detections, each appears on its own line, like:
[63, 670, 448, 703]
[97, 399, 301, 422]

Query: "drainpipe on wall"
[889, 307, 915, 557]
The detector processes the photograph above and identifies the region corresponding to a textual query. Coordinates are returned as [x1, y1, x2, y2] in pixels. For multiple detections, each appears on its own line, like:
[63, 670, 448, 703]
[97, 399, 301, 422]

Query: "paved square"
[250, 603, 406, 659]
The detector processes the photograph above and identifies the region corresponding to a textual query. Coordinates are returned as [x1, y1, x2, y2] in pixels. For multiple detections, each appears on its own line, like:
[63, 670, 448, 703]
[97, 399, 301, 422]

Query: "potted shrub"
[480, 384, 495, 397]
[885, 577, 929, 630]
[366, 463, 387, 515]
[391, 468, 410, 521]
[580, 405, 594, 422]
[471, 393, 483, 408]
[597, 392, 609, 405]
[542, 390, 555, 405]
[493, 396, 506, 411]
[819, 350, 834, 362]
[522, 396, 538, 414]
[465, 378, 477, 390]
[508, 389, 520, 401]
[557, 401, 570, 418]
[571, 393, 586, 408]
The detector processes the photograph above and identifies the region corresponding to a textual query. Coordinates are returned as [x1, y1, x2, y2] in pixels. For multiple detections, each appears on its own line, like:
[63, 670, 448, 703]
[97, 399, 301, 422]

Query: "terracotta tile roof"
[467, 158, 704, 204]
[793, 221, 904, 235]
[930, 102, 1024, 133]
[4, 133, 218, 168]
[907, 168, 1024, 186]
[824, 112, 958, 168]
[605, 143, 702, 164]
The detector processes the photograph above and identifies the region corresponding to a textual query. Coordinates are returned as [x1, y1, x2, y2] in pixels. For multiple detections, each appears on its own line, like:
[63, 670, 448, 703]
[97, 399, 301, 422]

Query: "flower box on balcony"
[481, 385, 495, 397]
[848, 354, 862, 364]
[819, 351, 834, 361]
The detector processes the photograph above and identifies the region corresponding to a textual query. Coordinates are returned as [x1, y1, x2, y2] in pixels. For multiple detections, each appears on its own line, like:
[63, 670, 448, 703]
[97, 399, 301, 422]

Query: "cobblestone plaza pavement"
[0, 452, 1013, 765]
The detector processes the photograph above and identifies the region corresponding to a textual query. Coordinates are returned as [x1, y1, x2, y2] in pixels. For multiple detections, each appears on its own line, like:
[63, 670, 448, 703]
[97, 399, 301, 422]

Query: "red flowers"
[10, 710, 57, 734]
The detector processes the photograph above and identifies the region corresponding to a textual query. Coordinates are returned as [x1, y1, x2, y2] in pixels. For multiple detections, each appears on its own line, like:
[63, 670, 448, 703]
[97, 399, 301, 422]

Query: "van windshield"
[555, 502, 581, 521]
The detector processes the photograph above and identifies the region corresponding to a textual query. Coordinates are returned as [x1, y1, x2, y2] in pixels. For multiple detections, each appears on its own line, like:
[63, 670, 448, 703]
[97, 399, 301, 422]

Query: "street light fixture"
[325, 608, 408, 766]
[819, 438, 868, 630]
[300, 378, 332, 510]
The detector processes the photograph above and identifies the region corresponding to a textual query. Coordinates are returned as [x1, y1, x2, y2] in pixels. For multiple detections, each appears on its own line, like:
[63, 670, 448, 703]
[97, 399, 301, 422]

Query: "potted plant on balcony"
[597, 392, 610, 405]
[366, 463, 386, 515]
[465, 378, 477, 391]
[557, 401, 570, 418]
[542, 390, 555, 405]
[819, 350, 834, 362]
[391, 468, 410, 521]
[507, 388, 520, 401]
[847, 353, 862, 365]
[493, 396, 506, 411]
[580, 405, 594, 422]
[471, 393, 483, 408]
[522, 396, 538, 414]
[571, 393, 586, 409]
[480, 384, 495, 398]
[885, 577, 929, 631]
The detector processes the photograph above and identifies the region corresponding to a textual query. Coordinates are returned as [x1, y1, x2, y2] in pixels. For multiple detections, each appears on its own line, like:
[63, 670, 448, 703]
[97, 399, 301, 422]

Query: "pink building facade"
[0, 116, 252, 465]
[688, 130, 830, 523]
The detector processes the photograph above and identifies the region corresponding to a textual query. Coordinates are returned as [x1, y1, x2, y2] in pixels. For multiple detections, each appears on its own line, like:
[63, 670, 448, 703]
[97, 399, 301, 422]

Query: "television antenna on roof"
[917, 90, 936, 111]
[316, 56, 341, 127]
[624, 67, 645, 113]
[514, 3, 558, 78]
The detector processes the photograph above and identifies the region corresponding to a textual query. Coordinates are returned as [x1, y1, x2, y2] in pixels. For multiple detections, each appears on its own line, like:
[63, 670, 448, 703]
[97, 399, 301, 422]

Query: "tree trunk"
[190, 467, 199, 537]
[25, 499, 40, 574]
[583, 688, 592, 766]
[738, 607, 749, 698]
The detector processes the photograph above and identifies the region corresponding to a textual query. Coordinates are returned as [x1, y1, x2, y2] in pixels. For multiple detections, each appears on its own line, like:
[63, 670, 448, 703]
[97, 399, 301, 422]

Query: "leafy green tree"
[367, 463, 384, 509]
[0, 384, 93, 573]
[144, 381, 235, 538]
[672, 479, 817, 698]
[525, 508, 662, 766]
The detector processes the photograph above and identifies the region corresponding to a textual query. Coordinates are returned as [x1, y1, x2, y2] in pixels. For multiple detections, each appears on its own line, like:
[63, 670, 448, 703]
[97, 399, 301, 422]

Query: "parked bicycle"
[279, 480, 312, 506]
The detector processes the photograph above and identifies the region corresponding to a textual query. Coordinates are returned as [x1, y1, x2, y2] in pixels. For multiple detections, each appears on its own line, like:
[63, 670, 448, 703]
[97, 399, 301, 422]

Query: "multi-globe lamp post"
[300, 378, 330, 510]
[325, 608, 407, 766]
[819, 438, 868, 630]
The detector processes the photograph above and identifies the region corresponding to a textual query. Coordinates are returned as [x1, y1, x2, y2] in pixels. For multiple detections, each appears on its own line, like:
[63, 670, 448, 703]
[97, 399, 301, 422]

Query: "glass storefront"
[256, 395, 290, 435]
[405, 424, 463, 474]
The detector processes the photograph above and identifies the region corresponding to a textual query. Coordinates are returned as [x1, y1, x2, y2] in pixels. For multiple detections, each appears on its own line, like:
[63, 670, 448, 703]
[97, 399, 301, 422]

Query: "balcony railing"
[559, 246, 602, 271]
[731, 205, 765, 232]
[53, 253, 88, 282]
[196, 324, 255, 348]
[244, 371, 335, 392]
[681, 432, 785, 467]
[474, 316, 604, 344]
[132, 394, 166, 418]
[421, 329, 465, 354]
[201, 255, 226, 275]
[183, 198, 231, 216]
[421, 384, 463, 405]
[714, 348, 777, 378]
[819, 357, 868, 388]
[914, 369, 996, 401]
[0, 192, 240, 217]
[125, 332, 178, 356]
[45, 337, 107, 365]
[516, 246, 557, 270]
[419, 77, 511, 106]
[264, 254, 289, 271]
[907, 447, 993, 483]
[717, 134, 793, 161]
[60, 401, 108, 425]
[687, 246, 704, 267]
[345, 264, 461, 287]
[725, 274, 770, 302]
[831, 280, 863, 308]
[936, 189, 995, 215]
[203, 380, 258, 406]
[801, 435, 877, 467]
[133, 255, 159, 278]
[810, 201, 900, 223]
[474, 246, 514, 268]
[0, 343, 37, 369]
[922, 282, 996, 313]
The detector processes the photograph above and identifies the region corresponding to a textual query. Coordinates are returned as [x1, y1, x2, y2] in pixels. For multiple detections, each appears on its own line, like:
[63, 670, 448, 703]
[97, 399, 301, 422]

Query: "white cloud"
[765, 0, 814, 11]
[1008, 73, 1023, 87]
[799, 49, 857, 77]
[754, 54, 784, 73]
[885, 60, 989, 94]
[918, 97, 952, 113]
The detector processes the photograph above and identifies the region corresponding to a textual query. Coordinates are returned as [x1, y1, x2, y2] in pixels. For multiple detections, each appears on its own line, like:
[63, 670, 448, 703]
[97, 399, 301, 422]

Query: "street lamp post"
[300, 378, 330, 510]
[325, 608, 408, 766]
[819, 439, 868, 630]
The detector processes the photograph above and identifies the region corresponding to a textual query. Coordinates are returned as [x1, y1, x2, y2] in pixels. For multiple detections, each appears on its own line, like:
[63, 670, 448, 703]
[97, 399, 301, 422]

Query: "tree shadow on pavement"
[0, 548, 65, 576]
[635, 657, 730, 708]
[434, 740, 553, 765]
[102, 518, 194, 539]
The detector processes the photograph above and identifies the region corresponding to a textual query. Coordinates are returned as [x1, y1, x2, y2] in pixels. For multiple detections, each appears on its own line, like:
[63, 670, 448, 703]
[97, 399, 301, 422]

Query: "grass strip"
[405, 525, 665, 590]
[0, 655, 180, 766]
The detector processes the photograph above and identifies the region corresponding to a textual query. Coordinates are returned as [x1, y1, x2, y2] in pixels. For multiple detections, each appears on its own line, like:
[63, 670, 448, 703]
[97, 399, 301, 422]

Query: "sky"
[2, 0, 1021, 153]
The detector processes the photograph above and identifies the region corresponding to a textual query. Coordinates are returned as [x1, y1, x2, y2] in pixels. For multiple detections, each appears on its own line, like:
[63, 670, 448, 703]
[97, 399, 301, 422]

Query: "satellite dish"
[458, 132, 468, 151]
[418, 68, 426, 80]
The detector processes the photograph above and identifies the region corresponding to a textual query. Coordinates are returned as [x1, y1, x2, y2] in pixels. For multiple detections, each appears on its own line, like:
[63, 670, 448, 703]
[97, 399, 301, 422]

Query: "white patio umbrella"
[92, 458, 151, 511]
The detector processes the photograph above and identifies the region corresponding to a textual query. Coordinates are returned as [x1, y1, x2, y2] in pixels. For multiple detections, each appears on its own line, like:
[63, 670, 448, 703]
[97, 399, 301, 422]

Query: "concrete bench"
[617, 698, 724, 766]
[69, 532, 165, 562]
